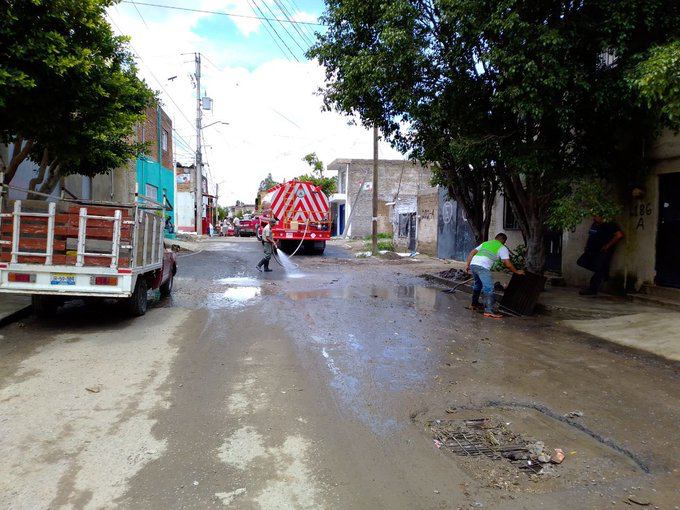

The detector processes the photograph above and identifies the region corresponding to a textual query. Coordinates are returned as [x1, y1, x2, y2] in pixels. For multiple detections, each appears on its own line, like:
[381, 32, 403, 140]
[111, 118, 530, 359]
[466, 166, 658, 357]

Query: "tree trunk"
[6, 137, 35, 183]
[498, 169, 549, 273]
[36, 164, 61, 198]
[27, 148, 50, 198]
[441, 162, 497, 245]
[524, 219, 546, 274]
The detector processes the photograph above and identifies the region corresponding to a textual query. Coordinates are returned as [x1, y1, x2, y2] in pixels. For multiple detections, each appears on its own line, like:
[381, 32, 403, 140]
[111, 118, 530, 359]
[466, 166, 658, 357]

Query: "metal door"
[656, 172, 680, 288]
[437, 188, 476, 261]
[338, 204, 345, 238]
[408, 213, 416, 252]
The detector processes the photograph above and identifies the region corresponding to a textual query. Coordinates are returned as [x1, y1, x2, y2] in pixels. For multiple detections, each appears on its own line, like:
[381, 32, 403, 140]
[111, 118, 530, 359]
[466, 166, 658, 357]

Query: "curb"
[0, 304, 32, 328]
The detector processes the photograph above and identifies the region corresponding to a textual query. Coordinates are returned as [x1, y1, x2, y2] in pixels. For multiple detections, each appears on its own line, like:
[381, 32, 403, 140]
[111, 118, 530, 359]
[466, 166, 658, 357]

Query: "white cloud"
[108, 3, 403, 206]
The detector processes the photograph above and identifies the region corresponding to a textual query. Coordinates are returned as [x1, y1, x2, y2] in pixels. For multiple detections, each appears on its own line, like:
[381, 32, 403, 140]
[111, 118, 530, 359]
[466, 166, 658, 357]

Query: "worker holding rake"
[465, 233, 524, 319]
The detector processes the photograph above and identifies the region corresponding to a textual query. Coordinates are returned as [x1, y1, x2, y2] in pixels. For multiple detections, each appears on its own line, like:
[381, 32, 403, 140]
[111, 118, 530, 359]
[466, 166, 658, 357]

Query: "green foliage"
[628, 40, 680, 130]
[0, 0, 154, 190]
[364, 239, 395, 252]
[492, 245, 527, 273]
[548, 178, 622, 230]
[363, 233, 392, 241]
[302, 152, 325, 177]
[234, 210, 244, 219]
[378, 240, 395, 251]
[309, 0, 680, 272]
[258, 172, 279, 192]
[295, 174, 337, 197]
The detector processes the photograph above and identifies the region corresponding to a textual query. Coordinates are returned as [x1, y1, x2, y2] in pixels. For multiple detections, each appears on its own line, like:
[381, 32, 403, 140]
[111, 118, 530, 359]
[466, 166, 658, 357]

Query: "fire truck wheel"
[126, 276, 148, 317]
[160, 272, 174, 297]
[32, 295, 58, 319]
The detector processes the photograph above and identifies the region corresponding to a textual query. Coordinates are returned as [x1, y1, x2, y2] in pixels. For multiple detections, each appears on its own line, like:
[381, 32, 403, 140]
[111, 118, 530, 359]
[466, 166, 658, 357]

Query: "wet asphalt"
[1, 237, 679, 509]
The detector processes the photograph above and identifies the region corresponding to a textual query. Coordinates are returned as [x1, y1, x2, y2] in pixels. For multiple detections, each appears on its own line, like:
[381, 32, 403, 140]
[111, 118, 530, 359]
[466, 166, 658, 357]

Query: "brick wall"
[345, 160, 435, 238]
[134, 105, 173, 169]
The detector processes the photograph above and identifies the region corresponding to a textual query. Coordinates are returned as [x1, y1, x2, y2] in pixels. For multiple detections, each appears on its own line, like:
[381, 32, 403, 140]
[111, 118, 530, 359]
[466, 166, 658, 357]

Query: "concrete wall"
[343, 159, 434, 238]
[416, 191, 438, 255]
[488, 195, 524, 251]
[176, 191, 195, 231]
[561, 129, 680, 291]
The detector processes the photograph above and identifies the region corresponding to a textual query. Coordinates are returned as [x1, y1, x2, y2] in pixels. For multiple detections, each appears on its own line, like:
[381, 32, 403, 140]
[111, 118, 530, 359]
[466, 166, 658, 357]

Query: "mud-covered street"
[1, 237, 679, 510]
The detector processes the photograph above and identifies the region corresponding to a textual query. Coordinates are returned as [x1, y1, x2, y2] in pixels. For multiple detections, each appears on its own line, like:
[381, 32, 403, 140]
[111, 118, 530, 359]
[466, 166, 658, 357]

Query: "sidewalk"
[425, 266, 680, 363]
[0, 294, 31, 327]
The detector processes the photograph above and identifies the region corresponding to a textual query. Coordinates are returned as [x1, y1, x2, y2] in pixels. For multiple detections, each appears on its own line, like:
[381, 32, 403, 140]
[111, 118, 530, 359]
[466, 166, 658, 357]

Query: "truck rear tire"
[126, 276, 148, 317]
[32, 295, 58, 319]
[160, 272, 174, 297]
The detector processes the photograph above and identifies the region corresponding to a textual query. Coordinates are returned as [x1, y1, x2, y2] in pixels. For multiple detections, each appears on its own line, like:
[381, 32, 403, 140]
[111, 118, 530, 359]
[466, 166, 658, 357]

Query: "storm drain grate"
[429, 418, 544, 474]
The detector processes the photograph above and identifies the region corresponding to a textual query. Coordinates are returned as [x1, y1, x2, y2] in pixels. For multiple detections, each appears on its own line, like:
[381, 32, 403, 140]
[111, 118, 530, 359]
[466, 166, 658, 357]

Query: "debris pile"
[438, 268, 470, 281]
[429, 418, 565, 478]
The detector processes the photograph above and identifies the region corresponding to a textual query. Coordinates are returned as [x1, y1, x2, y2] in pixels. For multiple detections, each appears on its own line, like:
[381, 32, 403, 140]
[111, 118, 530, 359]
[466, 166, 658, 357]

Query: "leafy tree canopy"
[258, 172, 279, 192]
[302, 152, 325, 177]
[295, 174, 337, 197]
[0, 0, 154, 195]
[309, 0, 680, 271]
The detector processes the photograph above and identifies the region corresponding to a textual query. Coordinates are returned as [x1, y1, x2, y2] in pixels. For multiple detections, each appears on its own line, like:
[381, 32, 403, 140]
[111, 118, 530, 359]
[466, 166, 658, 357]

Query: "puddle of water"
[285, 284, 442, 311]
[223, 287, 260, 301]
[216, 277, 260, 286]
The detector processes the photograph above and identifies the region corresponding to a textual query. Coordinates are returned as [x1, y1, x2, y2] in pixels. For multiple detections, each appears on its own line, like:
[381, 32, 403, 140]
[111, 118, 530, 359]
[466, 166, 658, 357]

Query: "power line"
[248, 0, 299, 62]
[130, 0, 149, 29]
[107, 14, 196, 137]
[273, 0, 314, 47]
[284, 0, 319, 41]
[258, 0, 307, 56]
[120, 0, 323, 26]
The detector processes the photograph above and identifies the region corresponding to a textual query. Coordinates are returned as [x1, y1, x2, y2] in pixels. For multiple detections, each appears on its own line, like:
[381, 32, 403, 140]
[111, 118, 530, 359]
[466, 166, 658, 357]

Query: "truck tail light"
[8, 272, 36, 283]
[91, 276, 118, 286]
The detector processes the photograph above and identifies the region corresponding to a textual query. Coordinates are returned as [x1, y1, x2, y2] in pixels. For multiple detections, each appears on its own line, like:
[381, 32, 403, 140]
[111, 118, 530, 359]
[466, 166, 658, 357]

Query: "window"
[503, 197, 520, 230]
[145, 183, 158, 200]
[162, 129, 168, 152]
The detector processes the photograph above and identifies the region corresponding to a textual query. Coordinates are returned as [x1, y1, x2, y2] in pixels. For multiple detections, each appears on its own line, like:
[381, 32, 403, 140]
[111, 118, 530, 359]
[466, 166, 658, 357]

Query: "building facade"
[327, 158, 438, 255]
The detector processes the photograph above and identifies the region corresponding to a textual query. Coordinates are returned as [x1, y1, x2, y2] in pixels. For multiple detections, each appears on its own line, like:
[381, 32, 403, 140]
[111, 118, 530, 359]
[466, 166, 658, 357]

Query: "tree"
[295, 174, 337, 197]
[302, 152, 324, 177]
[0, 0, 154, 196]
[297, 152, 336, 196]
[309, 0, 680, 272]
[258, 172, 279, 192]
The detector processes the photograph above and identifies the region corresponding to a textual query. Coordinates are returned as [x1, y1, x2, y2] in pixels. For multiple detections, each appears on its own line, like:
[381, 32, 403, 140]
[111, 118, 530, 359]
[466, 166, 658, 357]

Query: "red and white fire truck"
[260, 180, 331, 254]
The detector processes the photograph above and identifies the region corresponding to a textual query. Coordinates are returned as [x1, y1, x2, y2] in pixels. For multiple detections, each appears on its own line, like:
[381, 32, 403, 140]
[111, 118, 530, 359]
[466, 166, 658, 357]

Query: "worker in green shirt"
[465, 233, 524, 319]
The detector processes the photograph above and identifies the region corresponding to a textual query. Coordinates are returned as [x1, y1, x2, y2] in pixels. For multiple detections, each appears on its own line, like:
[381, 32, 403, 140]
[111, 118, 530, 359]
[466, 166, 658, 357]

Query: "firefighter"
[256, 217, 278, 272]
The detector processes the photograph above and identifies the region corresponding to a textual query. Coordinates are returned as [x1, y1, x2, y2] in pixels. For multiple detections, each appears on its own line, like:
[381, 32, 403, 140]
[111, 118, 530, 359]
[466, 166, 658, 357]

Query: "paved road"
[1, 237, 679, 509]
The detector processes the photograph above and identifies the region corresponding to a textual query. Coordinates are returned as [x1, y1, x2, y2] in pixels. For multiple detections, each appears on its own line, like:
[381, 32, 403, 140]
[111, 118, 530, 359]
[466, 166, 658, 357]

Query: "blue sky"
[109, 0, 403, 205]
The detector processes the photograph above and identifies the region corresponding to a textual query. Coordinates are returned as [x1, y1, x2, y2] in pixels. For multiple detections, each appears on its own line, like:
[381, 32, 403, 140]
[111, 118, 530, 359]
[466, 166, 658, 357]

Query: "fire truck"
[260, 180, 331, 254]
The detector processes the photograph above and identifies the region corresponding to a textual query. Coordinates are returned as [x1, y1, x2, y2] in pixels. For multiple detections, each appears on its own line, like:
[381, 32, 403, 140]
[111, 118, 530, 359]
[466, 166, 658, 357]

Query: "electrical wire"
[248, 0, 299, 62]
[273, 0, 314, 47]
[120, 0, 324, 26]
[107, 14, 196, 135]
[258, 0, 307, 56]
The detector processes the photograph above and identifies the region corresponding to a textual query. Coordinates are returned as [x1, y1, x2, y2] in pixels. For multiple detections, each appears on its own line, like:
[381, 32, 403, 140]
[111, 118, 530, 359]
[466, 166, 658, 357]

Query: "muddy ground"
[0, 237, 678, 509]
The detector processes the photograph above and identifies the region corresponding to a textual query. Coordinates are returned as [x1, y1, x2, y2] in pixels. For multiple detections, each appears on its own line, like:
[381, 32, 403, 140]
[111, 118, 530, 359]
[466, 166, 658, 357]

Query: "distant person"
[234, 216, 240, 236]
[465, 233, 524, 319]
[164, 217, 174, 234]
[577, 215, 624, 295]
[256, 217, 278, 273]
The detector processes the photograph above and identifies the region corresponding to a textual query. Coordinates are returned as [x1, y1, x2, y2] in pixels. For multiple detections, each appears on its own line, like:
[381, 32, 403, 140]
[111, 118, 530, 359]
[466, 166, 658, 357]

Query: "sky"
[106, 0, 404, 206]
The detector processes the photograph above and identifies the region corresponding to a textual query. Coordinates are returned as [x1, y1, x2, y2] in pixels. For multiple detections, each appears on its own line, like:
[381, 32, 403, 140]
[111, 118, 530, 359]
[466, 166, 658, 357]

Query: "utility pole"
[194, 52, 203, 236]
[371, 125, 379, 256]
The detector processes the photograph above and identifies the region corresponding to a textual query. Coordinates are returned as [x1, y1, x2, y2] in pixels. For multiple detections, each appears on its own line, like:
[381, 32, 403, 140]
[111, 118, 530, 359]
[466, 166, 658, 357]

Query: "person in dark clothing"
[577, 215, 624, 295]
